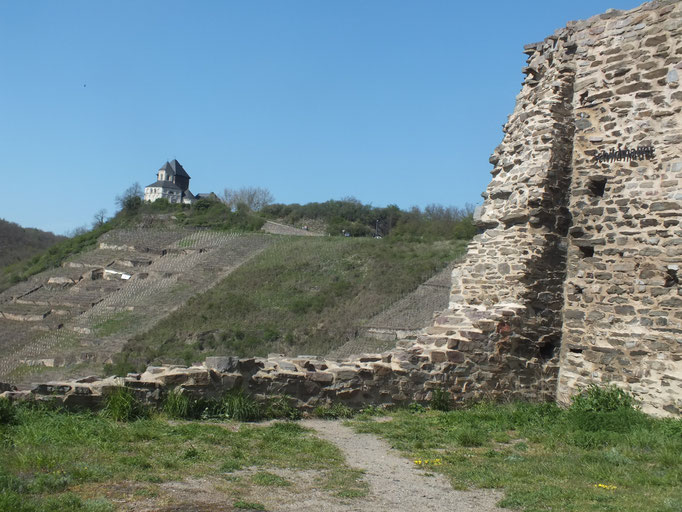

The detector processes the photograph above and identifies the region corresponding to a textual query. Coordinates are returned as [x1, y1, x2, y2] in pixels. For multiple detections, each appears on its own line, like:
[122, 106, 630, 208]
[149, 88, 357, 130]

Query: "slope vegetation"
[0, 228, 272, 385]
[113, 237, 468, 372]
[0, 219, 65, 269]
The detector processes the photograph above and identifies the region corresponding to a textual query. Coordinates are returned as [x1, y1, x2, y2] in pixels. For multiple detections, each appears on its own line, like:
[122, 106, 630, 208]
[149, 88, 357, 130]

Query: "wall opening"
[588, 178, 607, 197]
[578, 245, 594, 258]
[539, 341, 558, 360]
[665, 268, 678, 288]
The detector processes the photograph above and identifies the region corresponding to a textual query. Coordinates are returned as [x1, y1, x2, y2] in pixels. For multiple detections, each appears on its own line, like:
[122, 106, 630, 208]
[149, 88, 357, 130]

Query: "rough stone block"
[205, 356, 239, 373]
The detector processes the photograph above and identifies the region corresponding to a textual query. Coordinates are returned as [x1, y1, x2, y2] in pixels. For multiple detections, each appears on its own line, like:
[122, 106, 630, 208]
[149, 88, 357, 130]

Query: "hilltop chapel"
[144, 159, 196, 204]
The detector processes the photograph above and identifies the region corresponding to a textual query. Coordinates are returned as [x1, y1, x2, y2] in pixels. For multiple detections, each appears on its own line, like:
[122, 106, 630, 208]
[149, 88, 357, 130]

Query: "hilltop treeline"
[0, 191, 476, 293]
[262, 199, 477, 240]
[0, 196, 265, 293]
[0, 219, 65, 269]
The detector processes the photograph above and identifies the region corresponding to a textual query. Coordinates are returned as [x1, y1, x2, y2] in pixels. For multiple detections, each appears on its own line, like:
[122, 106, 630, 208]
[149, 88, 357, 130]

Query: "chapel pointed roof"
[161, 159, 191, 179]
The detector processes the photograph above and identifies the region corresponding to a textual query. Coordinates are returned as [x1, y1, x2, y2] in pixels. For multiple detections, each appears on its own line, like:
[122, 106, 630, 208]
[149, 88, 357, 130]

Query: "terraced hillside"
[0, 229, 273, 385]
[111, 236, 467, 372]
[326, 261, 457, 359]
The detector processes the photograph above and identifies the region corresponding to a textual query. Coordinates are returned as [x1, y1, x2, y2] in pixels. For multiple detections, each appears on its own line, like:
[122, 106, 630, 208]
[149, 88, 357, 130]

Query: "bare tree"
[115, 182, 143, 211]
[92, 209, 107, 228]
[221, 186, 274, 211]
[67, 225, 89, 238]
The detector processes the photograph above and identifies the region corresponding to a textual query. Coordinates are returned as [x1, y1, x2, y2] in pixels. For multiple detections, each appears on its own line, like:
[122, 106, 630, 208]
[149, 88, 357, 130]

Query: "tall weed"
[162, 389, 194, 419]
[220, 390, 263, 422]
[430, 388, 452, 412]
[101, 388, 146, 422]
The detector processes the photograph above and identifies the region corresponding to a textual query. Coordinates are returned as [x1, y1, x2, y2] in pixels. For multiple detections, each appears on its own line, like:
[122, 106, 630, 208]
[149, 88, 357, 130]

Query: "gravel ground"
[301, 419, 511, 512]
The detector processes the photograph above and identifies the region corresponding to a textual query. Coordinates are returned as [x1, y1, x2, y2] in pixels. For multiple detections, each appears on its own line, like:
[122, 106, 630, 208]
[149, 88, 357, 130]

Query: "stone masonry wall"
[2, 1, 680, 417]
[415, 0, 681, 415]
[557, 1, 682, 416]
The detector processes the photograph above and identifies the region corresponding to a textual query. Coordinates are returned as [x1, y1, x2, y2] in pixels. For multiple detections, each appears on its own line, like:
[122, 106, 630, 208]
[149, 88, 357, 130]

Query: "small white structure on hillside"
[144, 160, 196, 204]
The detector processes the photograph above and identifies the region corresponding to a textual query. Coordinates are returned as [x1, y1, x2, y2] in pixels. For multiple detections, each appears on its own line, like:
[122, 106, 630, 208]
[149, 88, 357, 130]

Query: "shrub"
[220, 390, 263, 422]
[0, 397, 16, 425]
[102, 359, 141, 377]
[567, 384, 645, 436]
[101, 388, 147, 422]
[408, 402, 427, 414]
[570, 384, 638, 413]
[430, 388, 452, 412]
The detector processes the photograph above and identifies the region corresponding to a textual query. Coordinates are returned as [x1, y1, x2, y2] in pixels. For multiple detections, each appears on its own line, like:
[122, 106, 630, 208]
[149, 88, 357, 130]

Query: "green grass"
[101, 387, 148, 422]
[234, 500, 266, 510]
[92, 311, 134, 337]
[113, 236, 467, 369]
[351, 401, 682, 512]
[0, 404, 367, 511]
[6, 363, 52, 380]
[250, 471, 292, 487]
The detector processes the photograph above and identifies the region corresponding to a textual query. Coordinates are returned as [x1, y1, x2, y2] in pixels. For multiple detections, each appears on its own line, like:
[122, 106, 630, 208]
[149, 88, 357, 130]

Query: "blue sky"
[1, 0, 643, 235]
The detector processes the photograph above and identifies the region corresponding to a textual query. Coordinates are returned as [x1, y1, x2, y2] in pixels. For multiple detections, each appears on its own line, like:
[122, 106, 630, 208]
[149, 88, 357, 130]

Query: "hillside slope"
[0, 228, 273, 385]
[0, 223, 468, 385]
[326, 260, 458, 359]
[0, 218, 65, 269]
[111, 237, 467, 372]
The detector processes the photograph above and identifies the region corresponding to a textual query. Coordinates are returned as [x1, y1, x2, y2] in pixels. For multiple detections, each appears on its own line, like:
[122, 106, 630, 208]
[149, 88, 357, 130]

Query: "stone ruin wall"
[418, 0, 682, 416]
[557, 0, 682, 416]
[1, 1, 680, 416]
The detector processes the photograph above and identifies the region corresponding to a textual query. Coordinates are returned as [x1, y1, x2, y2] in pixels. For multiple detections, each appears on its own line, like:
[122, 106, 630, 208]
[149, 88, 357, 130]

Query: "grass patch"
[6, 363, 52, 380]
[313, 402, 355, 419]
[234, 501, 266, 510]
[0, 406, 366, 510]
[114, 236, 467, 369]
[351, 398, 682, 511]
[161, 389, 301, 422]
[250, 471, 291, 487]
[101, 388, 148, 422]
[322, 467, 368, 498]
[92, 311, 134, 337]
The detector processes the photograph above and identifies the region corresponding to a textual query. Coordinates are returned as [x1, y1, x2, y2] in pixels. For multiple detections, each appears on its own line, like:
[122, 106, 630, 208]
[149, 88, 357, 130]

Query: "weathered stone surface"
[205, 356, 239, 373]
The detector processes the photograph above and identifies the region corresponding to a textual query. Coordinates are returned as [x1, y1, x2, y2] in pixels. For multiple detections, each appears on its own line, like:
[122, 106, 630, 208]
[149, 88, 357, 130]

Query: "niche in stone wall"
[578, 245, 594, 258]
[588, 178, 607, 197]
[539, 337, 560, 360]
[665, 268, 679, 288]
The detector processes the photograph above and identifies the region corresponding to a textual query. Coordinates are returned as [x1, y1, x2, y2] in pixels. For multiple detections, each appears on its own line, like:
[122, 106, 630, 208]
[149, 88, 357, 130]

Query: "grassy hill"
[0, 199, 265, 294]
[0, 219, 65, 270]
[111, 236, 468, 373]
[0, 195, 475, 382]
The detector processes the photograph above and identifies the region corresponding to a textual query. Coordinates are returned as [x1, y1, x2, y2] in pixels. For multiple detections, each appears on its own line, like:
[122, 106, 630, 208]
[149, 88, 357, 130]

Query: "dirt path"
[301, 419, 510, 512]
[94, 418, 512, 511]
